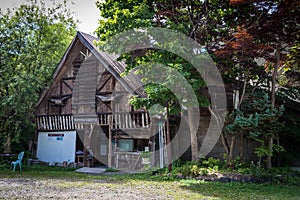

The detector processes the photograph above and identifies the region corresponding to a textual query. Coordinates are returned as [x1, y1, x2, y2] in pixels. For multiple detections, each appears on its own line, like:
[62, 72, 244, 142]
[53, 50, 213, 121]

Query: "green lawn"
[0, 166, 299, 199]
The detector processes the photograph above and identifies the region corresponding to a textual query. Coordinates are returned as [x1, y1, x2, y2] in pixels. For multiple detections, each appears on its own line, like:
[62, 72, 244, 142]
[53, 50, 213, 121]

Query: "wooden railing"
[36, 114, 74, 131]
[97, 112, 111, 125]
[36, 111, 150, 131]
[113, 111, 150, 129]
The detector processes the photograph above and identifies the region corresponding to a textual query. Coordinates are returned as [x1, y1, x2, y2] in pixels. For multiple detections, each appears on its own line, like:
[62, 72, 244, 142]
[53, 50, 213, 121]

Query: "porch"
[36, 111, 153, 169]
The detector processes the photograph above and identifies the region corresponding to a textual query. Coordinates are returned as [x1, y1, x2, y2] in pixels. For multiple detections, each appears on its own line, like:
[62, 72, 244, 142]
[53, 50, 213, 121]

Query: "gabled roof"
[36, 31, 145, 110]
[79, 32, 145, 96]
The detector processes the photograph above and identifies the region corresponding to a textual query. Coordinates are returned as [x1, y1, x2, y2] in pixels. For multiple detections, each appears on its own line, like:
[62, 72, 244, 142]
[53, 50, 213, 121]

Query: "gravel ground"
[0, 177, 199, 200]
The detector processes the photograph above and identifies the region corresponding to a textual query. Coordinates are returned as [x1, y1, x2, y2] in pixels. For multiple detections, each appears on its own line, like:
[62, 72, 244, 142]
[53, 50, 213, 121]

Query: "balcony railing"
[36, 111, 150, 131]
[113, 111, 150, 129]
[36, 114, 74, 131]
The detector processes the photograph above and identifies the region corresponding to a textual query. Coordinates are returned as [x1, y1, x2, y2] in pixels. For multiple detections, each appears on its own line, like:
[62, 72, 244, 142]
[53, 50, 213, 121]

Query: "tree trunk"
[240, 133, 244, 160]
[266, 137, 273, 169]
[238, 74, 249, 108]
[3, 136, 12, 154]
[271, 45, 280, 109]
[188, 107, 199, 161]
[208, 106, 229, 160]
[229, 136, 236, 161]
[267, 43, 280, 169]
[220, 132, 229, 156]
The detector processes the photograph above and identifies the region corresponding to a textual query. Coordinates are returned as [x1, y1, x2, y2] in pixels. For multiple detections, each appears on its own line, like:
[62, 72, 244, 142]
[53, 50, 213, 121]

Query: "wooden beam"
[96, 91, 113, 95]
[108, 114, 113, 167]
[113, 135, 150, 139]
[62, 77, 76, 80]
[62, 80, 73, 91]
[97, 75, 112, 93]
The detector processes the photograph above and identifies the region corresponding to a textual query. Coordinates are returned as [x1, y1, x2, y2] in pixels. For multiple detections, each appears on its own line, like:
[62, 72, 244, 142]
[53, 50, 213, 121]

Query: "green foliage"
[172, 159, 183, 168]
[285, 39, 300, 71]
[96, 0, 154, 43]
[105, 167, 119, 172]
[150, 158, 300, 184]
[225, 92, 285, 160]
[26, 165, 77, 172]
[174, 161, 209, 177]
[173, 157, 224, 178]
[200, 157, 222, 169]
[140, 151, 151, 158]
[96, 0, 221, 115]
[0, 0, 77, 153]
[95, 0, 299, 167]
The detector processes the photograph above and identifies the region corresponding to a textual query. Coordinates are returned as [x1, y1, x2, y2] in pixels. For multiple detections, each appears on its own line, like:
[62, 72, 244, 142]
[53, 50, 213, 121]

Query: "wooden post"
[108, 114, 113, 167]
[125, 113, 128, 128]
[158, 121, 164, 168]
[166, 101, 172, 172]
[83, 125, 89, 167]
[188, 107, 199, 161]
[108, 75, 115, 168]
[142, 112, 145, 127]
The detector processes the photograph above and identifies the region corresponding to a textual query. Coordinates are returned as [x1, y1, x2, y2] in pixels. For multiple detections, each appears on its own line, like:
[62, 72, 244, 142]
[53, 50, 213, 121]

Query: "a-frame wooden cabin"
[35, 32, 153, 169]
[35, 32, 261, 169]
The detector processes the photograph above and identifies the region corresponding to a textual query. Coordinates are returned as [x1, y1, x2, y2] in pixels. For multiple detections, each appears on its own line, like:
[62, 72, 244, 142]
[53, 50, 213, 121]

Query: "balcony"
[36, 111, 150, 131]
[36, 114, 74, 131]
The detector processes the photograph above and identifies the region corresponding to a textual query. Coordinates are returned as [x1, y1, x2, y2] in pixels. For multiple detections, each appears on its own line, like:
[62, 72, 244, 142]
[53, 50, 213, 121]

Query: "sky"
[0, 0, 100, 35]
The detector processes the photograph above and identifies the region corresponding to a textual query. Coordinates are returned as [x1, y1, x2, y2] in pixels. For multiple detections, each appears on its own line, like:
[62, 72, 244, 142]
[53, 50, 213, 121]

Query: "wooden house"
[35, 31, 259, 170]
[35, 31, 165, 169]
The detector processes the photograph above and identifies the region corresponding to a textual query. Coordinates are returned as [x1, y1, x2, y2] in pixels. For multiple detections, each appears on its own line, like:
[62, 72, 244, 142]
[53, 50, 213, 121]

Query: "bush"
[172, 159, 183, 167]
[191, 165, 208, 176]
[174, 160, 210, 178]
[200, 157, 223, 169]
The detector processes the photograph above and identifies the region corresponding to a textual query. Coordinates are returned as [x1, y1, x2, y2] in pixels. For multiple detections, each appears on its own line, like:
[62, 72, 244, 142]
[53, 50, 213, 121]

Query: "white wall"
[37, 131, 76, 163]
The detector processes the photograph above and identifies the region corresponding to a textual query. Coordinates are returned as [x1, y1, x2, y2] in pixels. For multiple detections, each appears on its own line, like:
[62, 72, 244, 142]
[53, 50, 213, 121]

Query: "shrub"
[200, 157, 223, 169]
[174, 160, 209, 178]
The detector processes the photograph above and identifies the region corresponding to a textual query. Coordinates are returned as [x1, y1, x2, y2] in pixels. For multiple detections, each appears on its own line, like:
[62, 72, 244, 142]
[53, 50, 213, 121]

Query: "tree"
[0, 0, 77, 154]
[96, 0, 224, 164]
[95, 0, 299, 168]
[218, 0, 299, 168]
[215, 26, 271, 162]
[224, 92, 285, 163]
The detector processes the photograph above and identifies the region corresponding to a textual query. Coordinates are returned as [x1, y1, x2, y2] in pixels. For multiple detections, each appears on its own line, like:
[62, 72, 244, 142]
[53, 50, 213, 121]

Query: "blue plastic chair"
[11, 152, 24, 171]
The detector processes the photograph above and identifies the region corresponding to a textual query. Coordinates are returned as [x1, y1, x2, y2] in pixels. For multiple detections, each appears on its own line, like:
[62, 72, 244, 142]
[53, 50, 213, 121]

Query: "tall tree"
[0, 0, 77, 154]
[96, 0, 299, 167]
[96, 0, 224, 163]
[217, 0, 299, 168]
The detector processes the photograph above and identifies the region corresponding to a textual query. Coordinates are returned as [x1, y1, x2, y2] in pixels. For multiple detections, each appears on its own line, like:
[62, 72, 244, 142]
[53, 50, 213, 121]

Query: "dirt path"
[0, 177, 198, 199]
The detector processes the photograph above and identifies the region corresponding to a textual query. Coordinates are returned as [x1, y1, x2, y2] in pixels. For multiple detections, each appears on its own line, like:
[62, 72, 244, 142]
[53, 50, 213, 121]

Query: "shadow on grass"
[178, 179, 300, 200]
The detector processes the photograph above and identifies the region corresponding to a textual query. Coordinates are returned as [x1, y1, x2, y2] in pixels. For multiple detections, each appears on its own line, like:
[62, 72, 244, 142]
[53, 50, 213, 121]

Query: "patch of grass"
[105, 167, 119, 172]
[0, 163, 10, 170]
[26, 165, 77, 171]
[0, 165, 92, 181]
[180, 180, 300, 200]
[1, 165, 300, 199]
